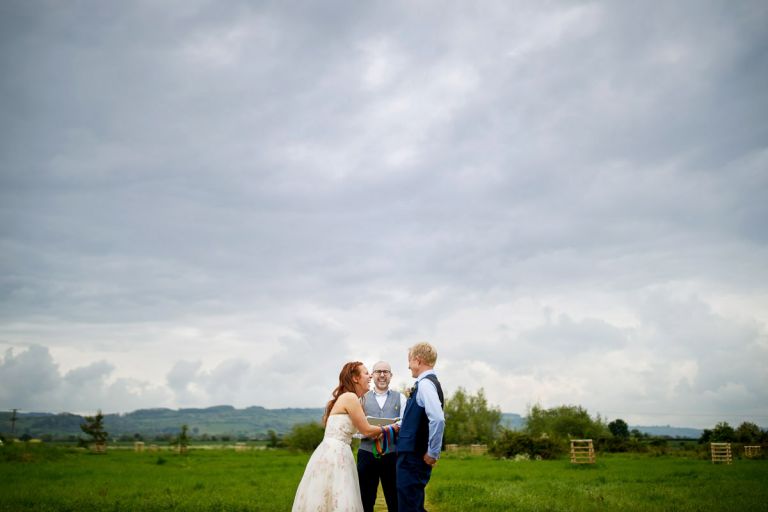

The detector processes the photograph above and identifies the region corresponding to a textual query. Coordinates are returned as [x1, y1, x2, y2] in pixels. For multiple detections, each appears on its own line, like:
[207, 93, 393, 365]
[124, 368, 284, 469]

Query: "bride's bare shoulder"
[329, 392, 359, 415]
[336, 392, 358, 403]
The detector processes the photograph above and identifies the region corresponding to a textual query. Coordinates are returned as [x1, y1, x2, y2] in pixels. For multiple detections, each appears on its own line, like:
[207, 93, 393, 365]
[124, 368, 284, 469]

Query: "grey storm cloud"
[0, 345, 169, 412]
[1, 1, 767, 427]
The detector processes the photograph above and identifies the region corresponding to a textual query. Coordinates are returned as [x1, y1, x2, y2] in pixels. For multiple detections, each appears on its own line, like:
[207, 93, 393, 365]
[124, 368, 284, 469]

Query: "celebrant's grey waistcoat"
[359, 389, 402, 453]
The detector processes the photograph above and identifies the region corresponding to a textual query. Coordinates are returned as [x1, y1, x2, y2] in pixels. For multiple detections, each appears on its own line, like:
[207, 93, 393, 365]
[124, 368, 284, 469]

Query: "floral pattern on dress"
[292, 414, 363, 512]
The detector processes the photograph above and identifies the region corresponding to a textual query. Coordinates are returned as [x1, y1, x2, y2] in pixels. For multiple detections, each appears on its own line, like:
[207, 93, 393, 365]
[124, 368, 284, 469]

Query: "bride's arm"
[338, 393, 383, 438]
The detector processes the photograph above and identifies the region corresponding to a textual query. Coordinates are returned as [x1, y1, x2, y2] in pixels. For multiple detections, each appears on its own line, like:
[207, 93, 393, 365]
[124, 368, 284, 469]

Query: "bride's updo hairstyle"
[322, 361, 364, 426]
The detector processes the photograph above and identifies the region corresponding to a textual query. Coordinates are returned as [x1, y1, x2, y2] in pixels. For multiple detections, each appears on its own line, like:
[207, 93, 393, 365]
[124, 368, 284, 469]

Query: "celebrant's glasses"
[373, 370, 391, 375]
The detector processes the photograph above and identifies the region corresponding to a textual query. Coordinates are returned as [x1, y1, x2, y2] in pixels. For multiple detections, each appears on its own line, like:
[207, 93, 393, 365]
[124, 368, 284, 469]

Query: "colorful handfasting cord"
[373, 424, 397, 458]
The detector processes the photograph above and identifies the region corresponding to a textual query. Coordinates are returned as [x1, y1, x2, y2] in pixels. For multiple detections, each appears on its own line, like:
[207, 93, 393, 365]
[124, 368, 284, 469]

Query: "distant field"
[1, 444, 766, 511]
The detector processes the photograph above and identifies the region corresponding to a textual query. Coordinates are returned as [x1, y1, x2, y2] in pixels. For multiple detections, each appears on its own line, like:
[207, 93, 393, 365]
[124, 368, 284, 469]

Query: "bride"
[292, 361, 386, 512]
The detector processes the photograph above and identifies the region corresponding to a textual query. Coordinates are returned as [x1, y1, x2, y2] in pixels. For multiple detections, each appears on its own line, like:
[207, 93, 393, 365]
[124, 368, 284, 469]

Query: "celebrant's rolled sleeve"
[416, 377, 445, 459]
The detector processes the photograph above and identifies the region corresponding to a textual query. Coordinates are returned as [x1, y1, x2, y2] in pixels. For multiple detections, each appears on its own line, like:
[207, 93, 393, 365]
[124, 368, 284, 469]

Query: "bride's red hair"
[322, 361, 364, 425]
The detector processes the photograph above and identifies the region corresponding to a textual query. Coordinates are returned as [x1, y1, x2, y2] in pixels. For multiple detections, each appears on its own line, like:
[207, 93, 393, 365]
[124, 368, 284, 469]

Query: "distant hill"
[501, 412, 525, 430]
[498, 415, 703, 438]
[0, 407, 705, 440]
[0, 406, 324, 439]
[630, 425, 703, 439]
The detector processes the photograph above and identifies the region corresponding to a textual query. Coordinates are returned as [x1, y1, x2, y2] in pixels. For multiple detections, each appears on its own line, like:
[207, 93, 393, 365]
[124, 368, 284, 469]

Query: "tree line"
[36, 392, 766, 459]
[281, 388, 767, 459]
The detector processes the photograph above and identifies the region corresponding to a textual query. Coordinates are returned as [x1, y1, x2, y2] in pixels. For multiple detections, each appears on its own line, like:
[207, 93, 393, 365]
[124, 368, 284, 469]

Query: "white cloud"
[0, 345, 170, 413]
[1, 0, 767, 429]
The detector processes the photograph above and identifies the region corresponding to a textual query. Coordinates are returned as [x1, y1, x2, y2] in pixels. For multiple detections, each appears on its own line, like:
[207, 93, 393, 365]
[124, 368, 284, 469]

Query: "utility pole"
[10, 409, 18, 434]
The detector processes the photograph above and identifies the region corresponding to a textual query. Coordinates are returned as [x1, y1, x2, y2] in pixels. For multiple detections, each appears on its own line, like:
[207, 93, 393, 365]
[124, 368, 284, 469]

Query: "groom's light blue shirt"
[415, 369, 445, 459]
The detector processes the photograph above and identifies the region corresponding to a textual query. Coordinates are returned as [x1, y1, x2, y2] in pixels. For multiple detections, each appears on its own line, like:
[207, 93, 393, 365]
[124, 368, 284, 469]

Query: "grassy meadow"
[429, 452, 767, 511]
[1, 443, 766, 511]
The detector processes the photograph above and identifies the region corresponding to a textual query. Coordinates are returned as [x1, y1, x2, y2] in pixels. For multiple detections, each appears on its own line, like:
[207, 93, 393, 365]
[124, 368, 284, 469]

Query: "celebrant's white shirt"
[353, 389, 407, 439]
[373, 389, 407, 414]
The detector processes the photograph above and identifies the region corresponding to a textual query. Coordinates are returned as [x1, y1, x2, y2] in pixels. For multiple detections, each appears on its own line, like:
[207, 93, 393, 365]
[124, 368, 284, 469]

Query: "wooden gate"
[710, 443, 732, 464]
[570, 439, 595, 464]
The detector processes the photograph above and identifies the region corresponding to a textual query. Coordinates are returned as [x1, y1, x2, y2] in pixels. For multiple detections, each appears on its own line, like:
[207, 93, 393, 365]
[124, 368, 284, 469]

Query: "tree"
[735, 422, 761, 444]
[267, 429, 283, 448]
[525, 404, 608, 441]
[443, 388, 502, 445]
[80, 410, 108, 450]
[710, 422, 736, 442]
[171, 424, 191, 453]
[608, 419, 630, 439]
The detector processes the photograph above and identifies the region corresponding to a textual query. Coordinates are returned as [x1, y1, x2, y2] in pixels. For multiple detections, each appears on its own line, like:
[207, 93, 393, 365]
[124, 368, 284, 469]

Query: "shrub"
[490, 430, 563, 460]
[267, 429, 285, 448]
[647, 437, 668, 455]
[596, 437, 648, 453]
[285, 422, 324, 452]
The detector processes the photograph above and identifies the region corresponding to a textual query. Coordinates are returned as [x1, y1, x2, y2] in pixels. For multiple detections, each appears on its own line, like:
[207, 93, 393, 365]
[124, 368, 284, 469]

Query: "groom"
[396, 342, 445, 512]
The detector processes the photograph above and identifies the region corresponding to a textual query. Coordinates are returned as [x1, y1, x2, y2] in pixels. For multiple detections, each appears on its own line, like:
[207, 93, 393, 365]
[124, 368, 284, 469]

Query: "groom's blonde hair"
[409, 342, 437, 366]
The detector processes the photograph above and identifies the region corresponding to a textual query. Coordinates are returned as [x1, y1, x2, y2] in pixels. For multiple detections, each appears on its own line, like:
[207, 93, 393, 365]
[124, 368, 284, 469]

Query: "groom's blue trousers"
[396, 451, 432, 512]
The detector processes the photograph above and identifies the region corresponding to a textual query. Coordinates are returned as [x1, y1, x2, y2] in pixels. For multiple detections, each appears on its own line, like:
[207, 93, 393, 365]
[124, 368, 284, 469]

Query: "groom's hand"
[423, 454, 437, 467]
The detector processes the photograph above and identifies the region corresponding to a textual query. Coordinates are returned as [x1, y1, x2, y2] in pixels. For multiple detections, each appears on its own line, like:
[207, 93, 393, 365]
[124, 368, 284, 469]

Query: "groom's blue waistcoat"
[397, 374, 444, 454]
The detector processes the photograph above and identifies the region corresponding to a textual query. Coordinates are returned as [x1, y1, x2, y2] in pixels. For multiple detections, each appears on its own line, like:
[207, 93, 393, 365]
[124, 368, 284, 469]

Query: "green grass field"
[1, 444, 766, 511]
[429, 453, 767, 511]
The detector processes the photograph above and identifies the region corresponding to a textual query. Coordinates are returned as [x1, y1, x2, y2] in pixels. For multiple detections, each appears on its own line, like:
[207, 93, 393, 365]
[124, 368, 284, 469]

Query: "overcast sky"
[1, 1, 767, 429]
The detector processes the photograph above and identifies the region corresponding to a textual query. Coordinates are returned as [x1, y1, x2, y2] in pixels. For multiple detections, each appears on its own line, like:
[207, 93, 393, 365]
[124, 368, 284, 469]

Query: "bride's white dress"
[292, 414, 363, 512]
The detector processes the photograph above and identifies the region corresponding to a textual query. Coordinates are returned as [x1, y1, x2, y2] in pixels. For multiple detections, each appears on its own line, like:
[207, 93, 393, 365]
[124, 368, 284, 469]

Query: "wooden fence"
[710, 443, 732, 464]
[570, 439, 595, 464]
